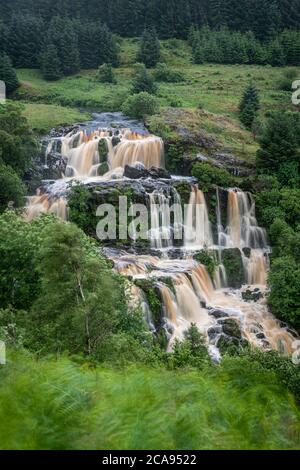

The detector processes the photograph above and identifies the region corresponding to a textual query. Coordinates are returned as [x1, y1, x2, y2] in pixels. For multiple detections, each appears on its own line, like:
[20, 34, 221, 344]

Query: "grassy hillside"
[14, 39, 299, 157]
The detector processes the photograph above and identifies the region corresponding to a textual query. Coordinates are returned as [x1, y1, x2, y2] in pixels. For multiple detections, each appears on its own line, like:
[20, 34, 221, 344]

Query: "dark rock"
[149, 167, 171, 179]
[207, 326, 222, 340]
[124, 164, 171, 180]
[124, 164, 150, 179]
[208, 308, 229, 319]
[218, 319, 242, 339]
[242, 289, 263, 303]
[98, 140, 108, 163]
[98, 162, 110, 176]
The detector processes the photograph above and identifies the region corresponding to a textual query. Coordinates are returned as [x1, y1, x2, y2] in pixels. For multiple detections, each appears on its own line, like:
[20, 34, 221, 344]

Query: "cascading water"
[184, 186, 213, 249]
[25, 113, 298, 358]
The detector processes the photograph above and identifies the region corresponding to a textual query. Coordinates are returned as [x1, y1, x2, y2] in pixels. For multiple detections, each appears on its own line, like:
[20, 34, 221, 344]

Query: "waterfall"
[111, 132, 164, 169]
[149, 191, 172, 250]
[25, 192, 67, 221]
[184, 186, 213, 249]
[227, 189, 268, 249]
[226, 189, 269, 287]
[61, 128, 164, 176]
[25, 113, 298, 359]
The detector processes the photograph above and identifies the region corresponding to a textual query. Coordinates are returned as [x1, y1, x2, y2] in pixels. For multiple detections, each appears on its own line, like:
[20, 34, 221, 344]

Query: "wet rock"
[149, 167, 171, 180]
[98, 140, 108, 163]
[124, 164, 171, 180]
[124, 164, 151, 179]
[218, 319, 242, 339]
[242, 289, 263, 303]
[207, 326, 222, 340]
[98, 162, 110, 176]
[112, 136, 121, 147]
[208, 308, 229, 319]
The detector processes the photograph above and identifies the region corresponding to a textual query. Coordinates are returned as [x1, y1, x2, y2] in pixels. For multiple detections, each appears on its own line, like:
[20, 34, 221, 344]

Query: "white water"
[25, 115, 298, 358]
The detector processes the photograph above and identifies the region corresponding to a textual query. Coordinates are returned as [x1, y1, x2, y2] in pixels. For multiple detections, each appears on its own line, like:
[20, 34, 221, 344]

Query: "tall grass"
[0, 351, 299, 450]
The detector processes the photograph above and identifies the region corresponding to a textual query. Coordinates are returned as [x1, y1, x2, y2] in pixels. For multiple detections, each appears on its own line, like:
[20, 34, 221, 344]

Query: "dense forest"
[1, 0, 300, 38]
[0, 0, 300, 453]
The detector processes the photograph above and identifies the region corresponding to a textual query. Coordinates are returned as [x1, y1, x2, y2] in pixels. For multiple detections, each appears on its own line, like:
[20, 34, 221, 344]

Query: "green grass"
[14, 38, 300, 158]
[21, 102, 91, 133]
[0, 350, 299, 450]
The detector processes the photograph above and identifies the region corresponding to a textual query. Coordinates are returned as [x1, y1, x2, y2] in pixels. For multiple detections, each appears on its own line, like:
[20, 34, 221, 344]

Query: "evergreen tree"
[239, 83, 260, 129]
[96, 64, 117, 84]
[137, 28, 161, 68]
[6, 14, 44, 68]
[256, 111, 300, 174]
[131, 66, 157, 94]
[40, 44, 62, 81]
[268, 38, 286, 66]
[0, 53, 19, 93]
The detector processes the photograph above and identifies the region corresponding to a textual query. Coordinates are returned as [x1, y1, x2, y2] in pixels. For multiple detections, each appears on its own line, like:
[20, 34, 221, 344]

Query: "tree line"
[1, 0, 300, 40]
[189, 27, 300, 66]
[0, 15, 119, 80]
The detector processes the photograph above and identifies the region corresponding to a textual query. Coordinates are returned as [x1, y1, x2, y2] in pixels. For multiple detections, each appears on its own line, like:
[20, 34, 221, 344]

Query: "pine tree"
[268, 39, 286, 66]
[256, 111, 300, 174]
[131, 66, 157, 94]
[239, 83, 260, 129]
[40, 44, 62, 81]
[0, 52, 19, 93]
[137, 28, 161, 68]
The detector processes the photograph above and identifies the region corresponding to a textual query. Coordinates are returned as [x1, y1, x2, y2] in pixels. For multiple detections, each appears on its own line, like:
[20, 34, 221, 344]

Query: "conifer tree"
[239, 83, 260, 129]
[131, 66, 157, 95]
[137, 28, 161, 68]
[40, 44, 62, 81]
[0, 52, 19, 93]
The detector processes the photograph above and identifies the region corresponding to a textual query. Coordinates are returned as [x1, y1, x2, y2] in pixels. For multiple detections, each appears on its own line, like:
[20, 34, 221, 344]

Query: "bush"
[131, 67, 157, 95]
[192, 162, 234, 192]
[268, 256, 300, 331]
[122, 92, 159, 119]
[0, 164, 25, 212]
[95, 64, 117, 84]
[154, 63, 184, 83]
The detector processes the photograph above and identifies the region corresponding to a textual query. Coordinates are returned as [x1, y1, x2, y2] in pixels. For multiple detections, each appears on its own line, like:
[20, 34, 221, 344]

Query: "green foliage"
[194, 251, 218, 279]
[0, 212, 54, 310]
[0, 103, 38, 176]
[0, 52, 19, 93]
[268, 256, 300, 330]
[0, 350, 299, 450]
[154, 63, 184, 83]
[122, 92, 160, 119]
[192, 162, 234, 192]
[256, 111, 300, 176]
[170, 324, 211, 370]
[40, 44, 62, 81]
[131, 66, 157, 95]
[222, 249, 245, 288]
[0, 165, 25, 212]
[190, 26, 300, 66]
[239, 83, 260, 129]
[137, 28, 161, 68]
[95, 64, 117, 84]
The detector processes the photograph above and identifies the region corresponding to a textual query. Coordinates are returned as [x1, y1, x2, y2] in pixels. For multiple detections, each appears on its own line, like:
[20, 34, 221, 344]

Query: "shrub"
[0, 164, 25, 212]
[154, 63, 184, 83]
[131, 67, 157, 95]
[95, 64, 117, 84]
[192, 162, 234, 192]
[122, 92, 159, 119]
[268, 256, 300, 331]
